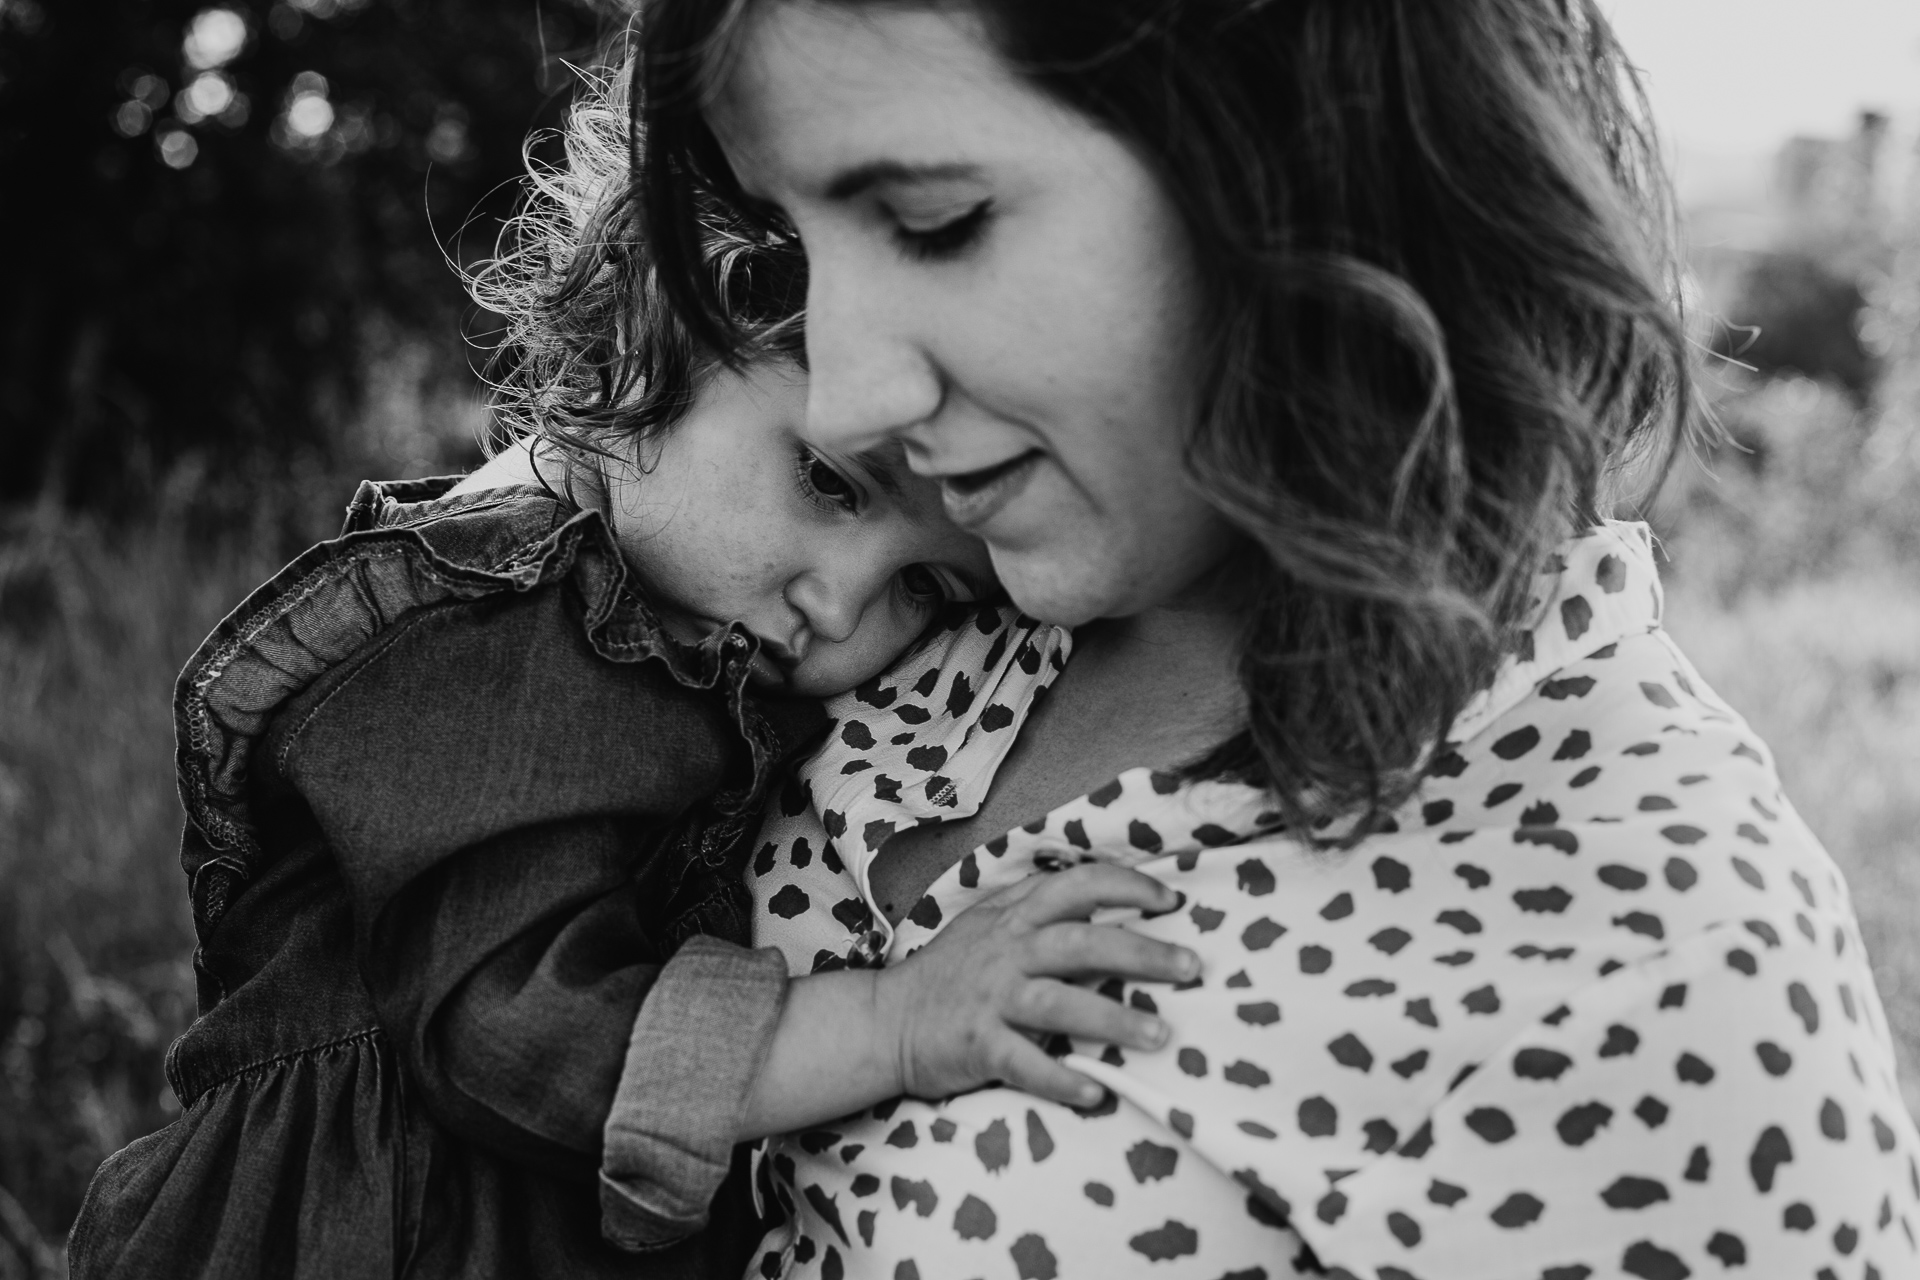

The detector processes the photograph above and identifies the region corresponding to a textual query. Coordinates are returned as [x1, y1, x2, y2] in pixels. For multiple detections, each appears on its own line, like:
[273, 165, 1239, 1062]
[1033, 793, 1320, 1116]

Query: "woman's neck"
[1063, 597, 1247, 774]
[1069, 542, 1254, 758]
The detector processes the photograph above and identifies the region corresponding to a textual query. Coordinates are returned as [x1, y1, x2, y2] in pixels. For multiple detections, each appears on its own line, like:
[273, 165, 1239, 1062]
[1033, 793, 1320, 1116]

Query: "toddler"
[67, 68, 1193, 1280]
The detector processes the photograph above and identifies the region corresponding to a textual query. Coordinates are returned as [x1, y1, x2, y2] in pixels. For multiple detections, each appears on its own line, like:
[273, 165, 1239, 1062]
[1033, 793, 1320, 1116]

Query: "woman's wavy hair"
[637, 0, 1704, 837]
[467, 61, 803, 466]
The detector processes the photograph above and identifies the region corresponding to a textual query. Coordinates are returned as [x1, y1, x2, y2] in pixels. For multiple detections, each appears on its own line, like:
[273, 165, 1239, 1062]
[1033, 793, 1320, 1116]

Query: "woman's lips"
[937, 451, 1042, 530]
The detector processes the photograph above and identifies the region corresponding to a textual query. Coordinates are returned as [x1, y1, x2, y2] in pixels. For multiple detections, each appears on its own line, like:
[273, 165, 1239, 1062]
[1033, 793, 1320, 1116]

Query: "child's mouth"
[938, 451, 1042, 529]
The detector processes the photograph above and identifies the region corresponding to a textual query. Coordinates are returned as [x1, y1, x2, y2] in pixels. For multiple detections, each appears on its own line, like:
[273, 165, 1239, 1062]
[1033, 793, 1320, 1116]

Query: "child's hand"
[875, 865, 1197, 1108]
[739, 866, 1199, 1139]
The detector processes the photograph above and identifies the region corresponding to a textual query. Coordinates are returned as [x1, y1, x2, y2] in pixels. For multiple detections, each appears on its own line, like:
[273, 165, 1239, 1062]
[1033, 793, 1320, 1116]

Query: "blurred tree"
[0, 0, 614, 530]
[1713, 250, 1880, 404]
[0, 0, 621, 1253]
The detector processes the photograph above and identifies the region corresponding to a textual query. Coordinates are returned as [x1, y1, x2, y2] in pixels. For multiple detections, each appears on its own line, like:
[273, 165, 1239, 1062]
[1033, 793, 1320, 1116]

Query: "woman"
[641, 2, 1920, 1278]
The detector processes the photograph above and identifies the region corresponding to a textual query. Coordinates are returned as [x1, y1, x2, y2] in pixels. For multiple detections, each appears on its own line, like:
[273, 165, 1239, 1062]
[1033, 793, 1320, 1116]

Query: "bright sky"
[1604, 0, 1920, 155]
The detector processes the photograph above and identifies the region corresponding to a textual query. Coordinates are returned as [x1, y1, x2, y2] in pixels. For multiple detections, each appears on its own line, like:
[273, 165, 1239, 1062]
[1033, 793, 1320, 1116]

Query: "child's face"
[604, 357, 997, 697]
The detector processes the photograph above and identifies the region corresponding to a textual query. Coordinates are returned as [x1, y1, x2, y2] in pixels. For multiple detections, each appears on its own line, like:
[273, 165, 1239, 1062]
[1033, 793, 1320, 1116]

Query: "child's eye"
[897, 564, 975, 608]
[797, 448, 860, 513]
[894, 200, 992, 262]
[900, 565, 944, 603]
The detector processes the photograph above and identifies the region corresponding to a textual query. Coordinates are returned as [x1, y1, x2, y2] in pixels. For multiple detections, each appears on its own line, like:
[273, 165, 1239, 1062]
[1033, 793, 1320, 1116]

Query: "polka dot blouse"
[745, 521, 1920, 1280]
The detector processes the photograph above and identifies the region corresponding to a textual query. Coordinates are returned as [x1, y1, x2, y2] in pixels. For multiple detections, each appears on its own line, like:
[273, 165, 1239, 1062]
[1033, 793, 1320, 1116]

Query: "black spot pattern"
[743, 531, 1920, 1280]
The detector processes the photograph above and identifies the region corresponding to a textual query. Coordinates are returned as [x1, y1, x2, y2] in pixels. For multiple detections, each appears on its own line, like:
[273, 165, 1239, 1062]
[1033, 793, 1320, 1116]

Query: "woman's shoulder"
[1089, 530, 1916, 1276]
[1307, 628, 1920, 1278]
[1414, 521, 1829, 946]
[1395, 518, 1848, 986]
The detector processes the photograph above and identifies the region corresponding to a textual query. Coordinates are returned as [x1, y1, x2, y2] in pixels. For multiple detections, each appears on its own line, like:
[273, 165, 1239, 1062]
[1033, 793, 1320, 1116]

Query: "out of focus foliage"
[0, 0, 614, 534]
[1710, 251, 1880, 401]
[0, 509, 279, 1273]
[0, 0, 623, 1266]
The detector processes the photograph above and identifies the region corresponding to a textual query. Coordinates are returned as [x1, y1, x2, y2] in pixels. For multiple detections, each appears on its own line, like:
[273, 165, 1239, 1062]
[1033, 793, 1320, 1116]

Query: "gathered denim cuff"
[599, 935, 789, 1249]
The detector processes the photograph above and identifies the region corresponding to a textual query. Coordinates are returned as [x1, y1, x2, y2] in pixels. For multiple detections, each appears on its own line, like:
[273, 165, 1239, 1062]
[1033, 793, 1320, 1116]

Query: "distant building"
[1686, 112, 1911, 397]
[1774, 111, 1891, 242]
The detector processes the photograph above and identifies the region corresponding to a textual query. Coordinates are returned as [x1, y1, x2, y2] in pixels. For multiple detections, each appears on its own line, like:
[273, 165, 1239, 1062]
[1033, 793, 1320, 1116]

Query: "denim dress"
[68, 478, 826, 1280]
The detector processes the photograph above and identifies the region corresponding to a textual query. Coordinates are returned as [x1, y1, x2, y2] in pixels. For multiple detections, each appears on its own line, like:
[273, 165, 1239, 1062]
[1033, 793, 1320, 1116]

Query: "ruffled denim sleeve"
[174, 477, 823, 1248]
[267, 576, 793, 1243]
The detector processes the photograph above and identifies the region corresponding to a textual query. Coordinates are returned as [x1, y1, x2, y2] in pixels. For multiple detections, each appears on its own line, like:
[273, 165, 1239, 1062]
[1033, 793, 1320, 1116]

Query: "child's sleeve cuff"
[598, 935, 790, 1249]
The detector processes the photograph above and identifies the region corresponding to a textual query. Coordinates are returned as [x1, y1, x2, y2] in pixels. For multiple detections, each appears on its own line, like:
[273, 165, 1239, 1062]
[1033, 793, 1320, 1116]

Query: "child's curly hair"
[467, 60, 803, 462]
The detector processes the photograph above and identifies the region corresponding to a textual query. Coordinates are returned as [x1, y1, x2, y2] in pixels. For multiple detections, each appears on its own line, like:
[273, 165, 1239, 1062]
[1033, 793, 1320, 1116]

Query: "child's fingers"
[1024, 920, 1198, 985]
[1007, 976, 1170, 1051]
[988, 1037, 1109, 1110]
[1004, 864, 1181, 925]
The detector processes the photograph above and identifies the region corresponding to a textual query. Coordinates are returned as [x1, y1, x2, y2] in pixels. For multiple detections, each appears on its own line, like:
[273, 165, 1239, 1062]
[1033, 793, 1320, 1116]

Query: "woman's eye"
[894, 200, 992, 262]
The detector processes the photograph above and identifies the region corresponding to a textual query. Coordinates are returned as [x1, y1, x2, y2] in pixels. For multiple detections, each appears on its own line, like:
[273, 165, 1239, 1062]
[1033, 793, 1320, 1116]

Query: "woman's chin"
[988, 545, 1129, 628]
[988, 520, 1247, 627]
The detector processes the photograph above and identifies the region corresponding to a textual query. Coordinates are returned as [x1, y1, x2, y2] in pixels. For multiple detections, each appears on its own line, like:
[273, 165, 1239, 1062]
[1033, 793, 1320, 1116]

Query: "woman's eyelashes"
[891, 199, 993, 261]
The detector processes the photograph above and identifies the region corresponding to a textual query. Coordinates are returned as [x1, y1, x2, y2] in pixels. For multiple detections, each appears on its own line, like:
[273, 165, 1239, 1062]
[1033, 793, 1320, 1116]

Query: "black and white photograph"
[2, 0, 1918, 1276]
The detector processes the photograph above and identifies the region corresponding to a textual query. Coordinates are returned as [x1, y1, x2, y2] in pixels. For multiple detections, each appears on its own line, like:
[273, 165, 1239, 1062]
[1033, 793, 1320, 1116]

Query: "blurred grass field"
[1665, 573, 1920, 1112]
[0, 505, 285, 1273]
[1657, 371, 1920, 1120]
[0, 370, 1916, 1269]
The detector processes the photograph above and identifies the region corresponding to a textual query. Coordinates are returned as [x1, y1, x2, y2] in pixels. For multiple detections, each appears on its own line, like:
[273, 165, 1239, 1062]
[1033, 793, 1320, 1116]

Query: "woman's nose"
[802, 249, 943, 452]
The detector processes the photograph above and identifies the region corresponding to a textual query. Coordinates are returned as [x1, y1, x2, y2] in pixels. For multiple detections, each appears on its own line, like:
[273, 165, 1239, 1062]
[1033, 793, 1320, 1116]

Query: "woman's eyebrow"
[824, 160, 983, 201]
[853, 442, 910, 498]
[954, 564, 999, 604]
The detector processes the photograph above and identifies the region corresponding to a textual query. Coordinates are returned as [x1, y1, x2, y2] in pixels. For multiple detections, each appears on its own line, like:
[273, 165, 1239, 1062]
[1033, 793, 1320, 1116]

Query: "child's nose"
[784, 569, 872, 647]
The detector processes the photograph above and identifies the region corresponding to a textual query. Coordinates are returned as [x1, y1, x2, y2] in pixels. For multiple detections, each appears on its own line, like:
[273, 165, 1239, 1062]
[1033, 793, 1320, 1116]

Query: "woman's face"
[707, 2, 1240, 626]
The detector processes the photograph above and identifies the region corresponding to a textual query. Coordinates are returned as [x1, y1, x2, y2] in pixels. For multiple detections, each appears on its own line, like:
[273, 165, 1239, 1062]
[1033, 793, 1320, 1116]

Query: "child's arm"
[595, 862, 1188, 1243]
[358, 813, 1185, 1247]
[269, 587, 1193, 1247]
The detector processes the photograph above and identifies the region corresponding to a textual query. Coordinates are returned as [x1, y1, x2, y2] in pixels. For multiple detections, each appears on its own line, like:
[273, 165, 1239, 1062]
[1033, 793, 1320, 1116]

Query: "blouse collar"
[1443, 519, 1664, 747]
